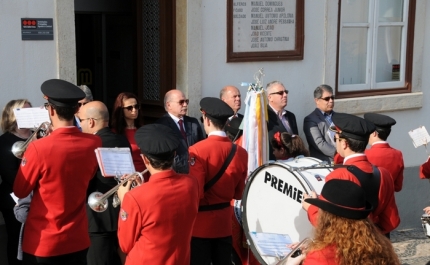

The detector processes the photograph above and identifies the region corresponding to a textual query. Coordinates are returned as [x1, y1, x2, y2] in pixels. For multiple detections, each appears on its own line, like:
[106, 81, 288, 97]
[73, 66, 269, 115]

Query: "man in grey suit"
[155, 90, 205, 173]
[303, 85, 336, 163]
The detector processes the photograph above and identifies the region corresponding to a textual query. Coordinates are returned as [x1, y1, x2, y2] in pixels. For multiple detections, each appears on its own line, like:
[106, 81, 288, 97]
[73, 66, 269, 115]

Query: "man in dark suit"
[266, 81, 298, 160]
[303, 85, 336, 163]
[79, 101, 131, 265]
[155, 90, 204, 173]
[220, 86, 244, 133]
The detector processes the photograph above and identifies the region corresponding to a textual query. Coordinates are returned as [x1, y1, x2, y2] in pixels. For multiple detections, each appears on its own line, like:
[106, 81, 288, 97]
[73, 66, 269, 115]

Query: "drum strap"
[204, 144, 237, 192]
[198, 144, 237, 212]
[199, 202, 231, 212]
[347, 165, 381, 210]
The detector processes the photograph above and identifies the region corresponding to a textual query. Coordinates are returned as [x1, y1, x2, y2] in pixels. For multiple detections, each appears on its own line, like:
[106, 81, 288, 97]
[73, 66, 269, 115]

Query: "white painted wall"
[0, 0, 59, 114]
[200, 0, 430, 168]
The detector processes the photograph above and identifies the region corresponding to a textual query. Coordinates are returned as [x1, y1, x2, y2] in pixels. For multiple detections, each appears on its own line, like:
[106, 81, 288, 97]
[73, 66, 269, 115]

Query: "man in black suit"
[155, 90, 204, 173]
[79, 101, 131, 265]
[266, 80, 298, 160]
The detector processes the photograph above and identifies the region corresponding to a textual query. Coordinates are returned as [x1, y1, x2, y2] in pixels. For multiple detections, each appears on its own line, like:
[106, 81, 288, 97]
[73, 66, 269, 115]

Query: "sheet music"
[408, 126, 430, 148]
[249, 232, 293, 257]
[13, 108, 50, 129]
[95, 148, 135, 177]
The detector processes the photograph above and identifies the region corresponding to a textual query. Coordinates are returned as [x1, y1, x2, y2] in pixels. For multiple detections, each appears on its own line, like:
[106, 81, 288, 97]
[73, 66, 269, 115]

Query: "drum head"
[242, 157, 331, 264]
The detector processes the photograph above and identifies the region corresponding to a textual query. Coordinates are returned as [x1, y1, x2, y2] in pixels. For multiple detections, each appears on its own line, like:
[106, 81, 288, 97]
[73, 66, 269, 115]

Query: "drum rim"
[241, 160, 320, 264]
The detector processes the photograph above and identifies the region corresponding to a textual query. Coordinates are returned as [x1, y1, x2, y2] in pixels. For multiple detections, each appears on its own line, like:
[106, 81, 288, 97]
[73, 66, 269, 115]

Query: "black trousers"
[87, 232, 122, 265]
[0, 207, 23, 265]
[190, 236, 232, 265]
[22, 249, 88, 265]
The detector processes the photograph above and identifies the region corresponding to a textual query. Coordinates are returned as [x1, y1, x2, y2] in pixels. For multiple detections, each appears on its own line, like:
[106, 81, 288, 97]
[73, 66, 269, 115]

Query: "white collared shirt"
[343, 153, 366, 164]
[168, 112, 185, 132]
[208, 131, 227, 137]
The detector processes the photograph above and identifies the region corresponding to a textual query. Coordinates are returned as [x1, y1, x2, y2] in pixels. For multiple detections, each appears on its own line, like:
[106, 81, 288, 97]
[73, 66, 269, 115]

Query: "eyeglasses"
[78, 102, 89, 107]
[123, 104, 140, 111]
[79, 117, 98, 123]
[269, 90, 289, 96]
[320, 96, 335, 101]
[175, 99, 189, 105]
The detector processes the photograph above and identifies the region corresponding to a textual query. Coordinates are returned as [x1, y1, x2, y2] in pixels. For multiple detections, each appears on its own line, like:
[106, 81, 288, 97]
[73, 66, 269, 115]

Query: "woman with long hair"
[286, 179, 400, 265]
[271, 131, 309, 160]
[0, 99, 32, 265]
[110, 92, 147, 179]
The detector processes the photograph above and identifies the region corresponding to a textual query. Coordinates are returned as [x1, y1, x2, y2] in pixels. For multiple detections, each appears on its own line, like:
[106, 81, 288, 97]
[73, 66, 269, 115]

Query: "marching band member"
[116, 124, 200, 265]
[79, 101, 130, 265]
[364, 113, 404, 192]
[13, 79, 102, 265]
[286, 179, 400, 265]
[0, 99, 32, 265]
[189, 97, 248, 265]
[302, 113, 400, 236]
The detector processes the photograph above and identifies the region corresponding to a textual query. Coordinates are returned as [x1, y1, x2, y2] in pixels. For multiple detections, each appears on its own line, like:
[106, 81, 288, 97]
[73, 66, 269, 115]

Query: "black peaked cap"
[135, 124, 180, 160]
[364, 113, 396, 129]
[329, 112, 376, 141]
[41, 79, 86, 107]
[200, 97, 234, 122]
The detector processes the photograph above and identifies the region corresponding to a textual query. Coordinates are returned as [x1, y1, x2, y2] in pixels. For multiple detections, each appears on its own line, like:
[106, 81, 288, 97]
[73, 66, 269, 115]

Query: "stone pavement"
[0, 225, 429, 264]
[392, 228, 430, 265]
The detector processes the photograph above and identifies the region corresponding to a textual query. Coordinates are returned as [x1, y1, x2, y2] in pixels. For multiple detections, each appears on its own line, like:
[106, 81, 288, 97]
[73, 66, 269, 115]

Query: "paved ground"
[0, 225, 429, 264]
[392, 228, 430, 265]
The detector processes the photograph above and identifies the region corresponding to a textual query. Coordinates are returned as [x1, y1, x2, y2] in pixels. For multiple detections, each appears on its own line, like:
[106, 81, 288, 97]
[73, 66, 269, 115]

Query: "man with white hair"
[155, 89, 204, 173]
[266, 80, 298, 160]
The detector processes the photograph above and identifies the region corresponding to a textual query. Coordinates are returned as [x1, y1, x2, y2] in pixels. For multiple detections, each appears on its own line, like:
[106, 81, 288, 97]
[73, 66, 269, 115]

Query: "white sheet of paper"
[408, 126, 430, 148]
[10, 193, 19, 204]
[250, 232, 293, 257]
[13, 108, 50, 129]
[95, 148, 135, 177]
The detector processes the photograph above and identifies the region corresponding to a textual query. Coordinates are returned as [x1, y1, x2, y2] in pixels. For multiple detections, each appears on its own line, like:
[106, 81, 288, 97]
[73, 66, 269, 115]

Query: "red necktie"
[178, 120, 188, 145]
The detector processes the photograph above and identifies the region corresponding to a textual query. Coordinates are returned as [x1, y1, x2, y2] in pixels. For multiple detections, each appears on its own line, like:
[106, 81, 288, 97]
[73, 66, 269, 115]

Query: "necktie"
[278, 112, 293, 134]
[178, 120, 188, 145]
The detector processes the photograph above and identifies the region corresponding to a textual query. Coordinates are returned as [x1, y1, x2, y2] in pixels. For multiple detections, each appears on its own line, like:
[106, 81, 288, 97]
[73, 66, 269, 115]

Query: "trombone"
[11, 122, 52, 159]
[87, 169, 147, 213]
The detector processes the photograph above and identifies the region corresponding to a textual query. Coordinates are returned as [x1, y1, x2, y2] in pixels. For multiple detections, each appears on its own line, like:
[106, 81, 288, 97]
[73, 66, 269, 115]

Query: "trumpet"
[11, 122, 52, 159]
[87, 169, 147, 213]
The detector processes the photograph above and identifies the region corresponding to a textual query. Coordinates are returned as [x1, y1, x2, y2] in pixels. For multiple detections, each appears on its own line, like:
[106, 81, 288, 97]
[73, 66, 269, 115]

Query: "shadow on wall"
[395, 166, 430, 230]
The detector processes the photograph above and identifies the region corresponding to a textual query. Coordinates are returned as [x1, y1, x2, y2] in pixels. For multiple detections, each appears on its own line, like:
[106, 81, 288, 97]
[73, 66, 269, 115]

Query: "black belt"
[198, 202, 230, 212]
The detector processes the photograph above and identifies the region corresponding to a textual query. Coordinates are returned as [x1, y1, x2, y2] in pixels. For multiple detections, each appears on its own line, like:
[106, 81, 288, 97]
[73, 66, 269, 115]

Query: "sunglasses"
[78, 102, 89, 107]
[176, 99, 189, 105]
[123, 104, 140, 111]
[320, 96, 335, 101]
[269, 90, 289, 96]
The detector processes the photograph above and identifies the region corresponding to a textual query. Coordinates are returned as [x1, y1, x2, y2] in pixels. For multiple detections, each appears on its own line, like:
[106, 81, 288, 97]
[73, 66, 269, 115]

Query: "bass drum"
[242, 157, 332, 265]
